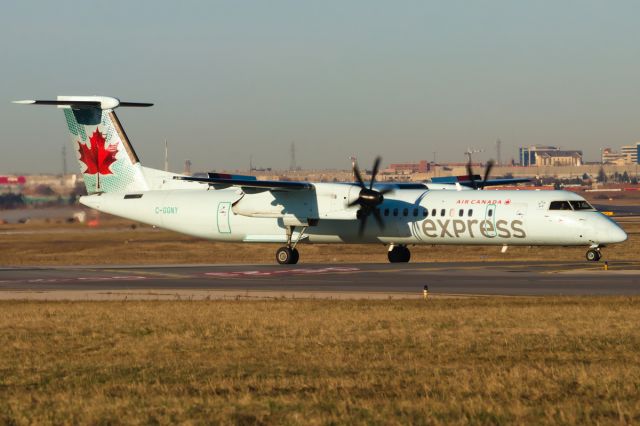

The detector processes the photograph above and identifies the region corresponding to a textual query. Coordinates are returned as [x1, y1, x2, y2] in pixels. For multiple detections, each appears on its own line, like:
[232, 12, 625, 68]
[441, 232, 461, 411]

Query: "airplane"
[14, 96, 627, 264]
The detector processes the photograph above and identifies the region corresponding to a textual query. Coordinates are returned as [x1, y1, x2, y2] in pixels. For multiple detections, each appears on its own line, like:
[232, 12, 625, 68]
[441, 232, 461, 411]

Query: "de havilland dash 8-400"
[15, 96, 627, 264]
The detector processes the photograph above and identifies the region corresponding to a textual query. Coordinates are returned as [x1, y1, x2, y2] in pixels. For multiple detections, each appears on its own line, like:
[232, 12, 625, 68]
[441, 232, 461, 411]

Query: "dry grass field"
[0, 217, 639, 266]
[0, 298, 639, 424]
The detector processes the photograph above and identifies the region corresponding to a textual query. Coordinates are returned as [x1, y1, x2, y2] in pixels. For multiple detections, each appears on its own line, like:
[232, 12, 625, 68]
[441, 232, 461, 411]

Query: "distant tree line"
[596, 167, 637, 184]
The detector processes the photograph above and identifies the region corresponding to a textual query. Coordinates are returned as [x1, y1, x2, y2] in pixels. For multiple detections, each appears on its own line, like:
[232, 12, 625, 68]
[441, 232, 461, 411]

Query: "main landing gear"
[276, 225, 307, 265]
[586, 247, 602, 262]
[276, 246, 299, 265]
[388, 245, 411, 263]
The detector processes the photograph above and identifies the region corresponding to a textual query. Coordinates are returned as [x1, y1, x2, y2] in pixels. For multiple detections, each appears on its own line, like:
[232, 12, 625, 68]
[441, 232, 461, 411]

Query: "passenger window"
[549, 201, 572, 210]
[413, 208, 418, 217]
[432, 209, 436, 217]
[468, 209, 473, 217]
[488, 209, 493, 217]
[423, 209, 428, 217]
[440, 209, 445, 217]
[459, 209, 464, 217]
[384, 208, 389, 217]
[403, 208, 409, 216]
[393, 208, 398, 216]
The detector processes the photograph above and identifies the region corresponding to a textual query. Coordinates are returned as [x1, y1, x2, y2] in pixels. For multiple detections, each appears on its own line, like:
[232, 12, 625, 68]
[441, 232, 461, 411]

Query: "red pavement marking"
[204, 267, 360, 278]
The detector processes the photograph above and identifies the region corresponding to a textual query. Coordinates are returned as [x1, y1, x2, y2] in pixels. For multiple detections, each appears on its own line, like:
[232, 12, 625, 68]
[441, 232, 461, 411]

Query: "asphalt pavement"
[1, 261, 639, 298]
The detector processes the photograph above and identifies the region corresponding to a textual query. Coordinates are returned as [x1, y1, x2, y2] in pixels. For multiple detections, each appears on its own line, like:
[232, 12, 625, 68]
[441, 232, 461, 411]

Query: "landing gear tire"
[586, 249, 601, 262]
[276, 247, 299, 265]
[388, 246, 411, 263]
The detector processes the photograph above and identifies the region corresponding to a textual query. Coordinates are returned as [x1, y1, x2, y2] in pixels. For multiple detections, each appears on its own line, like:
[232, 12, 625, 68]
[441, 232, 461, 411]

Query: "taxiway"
[1, 261, 639, 299]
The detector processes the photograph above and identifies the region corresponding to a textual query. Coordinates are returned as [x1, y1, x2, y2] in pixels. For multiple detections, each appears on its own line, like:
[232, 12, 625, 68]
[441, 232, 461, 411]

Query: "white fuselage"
[80, 183, 627, 247]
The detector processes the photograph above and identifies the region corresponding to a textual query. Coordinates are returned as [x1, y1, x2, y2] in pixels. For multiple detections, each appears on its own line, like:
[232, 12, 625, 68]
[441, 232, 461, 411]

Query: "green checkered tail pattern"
[63, 107, 149, 194]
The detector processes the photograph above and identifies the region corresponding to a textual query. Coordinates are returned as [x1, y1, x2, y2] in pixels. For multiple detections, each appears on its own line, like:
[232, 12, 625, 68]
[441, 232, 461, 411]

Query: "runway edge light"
[423, 285, 429, 301]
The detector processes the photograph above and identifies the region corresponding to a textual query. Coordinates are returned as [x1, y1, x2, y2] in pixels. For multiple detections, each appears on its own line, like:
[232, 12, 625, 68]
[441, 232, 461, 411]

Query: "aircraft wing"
[473, 178, 531, 187]
[430, 176, 531, 188]
[173, 174, 314, 191]
[377, 183, 428, 190]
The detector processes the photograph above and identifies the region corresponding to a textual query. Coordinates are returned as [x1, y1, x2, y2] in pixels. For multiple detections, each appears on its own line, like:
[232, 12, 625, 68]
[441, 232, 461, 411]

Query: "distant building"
[519, 145, 583, 166]
[0, 176, 26, 194]
[535, 151, 583, 166]
[602, 143, 640, 165]
[602, 148, 627, 165]
[388, 160, 430, 174]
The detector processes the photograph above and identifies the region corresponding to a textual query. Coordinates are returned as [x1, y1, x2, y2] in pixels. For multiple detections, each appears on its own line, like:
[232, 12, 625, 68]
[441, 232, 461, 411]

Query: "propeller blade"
[347, 199, 361, 208]
[481, 160, 495, 190]
[379, 187, 394, 195]
[358, 213, 368, 237]
[372, 208, 385, 230]
[353, 163, 366, 189]
[466, 160, 478, 190]
[369, 156, 381, 189]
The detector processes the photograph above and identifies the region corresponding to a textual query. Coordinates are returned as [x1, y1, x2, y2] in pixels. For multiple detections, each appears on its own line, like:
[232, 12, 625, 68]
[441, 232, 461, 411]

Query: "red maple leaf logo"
[77, 129, 118, 175]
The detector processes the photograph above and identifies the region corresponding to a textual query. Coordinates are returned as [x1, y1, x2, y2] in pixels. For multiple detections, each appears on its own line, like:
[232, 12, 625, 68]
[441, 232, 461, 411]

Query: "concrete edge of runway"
[0, 289, 478, 301]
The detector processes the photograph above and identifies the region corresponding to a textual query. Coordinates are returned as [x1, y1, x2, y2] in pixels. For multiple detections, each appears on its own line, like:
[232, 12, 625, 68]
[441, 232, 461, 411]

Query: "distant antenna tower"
[164, 139, 169, 172]
[350, 156, 357, 180]
[61, 145, 68, 187]
[465, 147, 483, 163]
[289, 142, 296, 171]
[496, 139, 502, 166]
[62, 145, 67, 176]
[249, 155, 253, 173]
[184, 160, 192, 176]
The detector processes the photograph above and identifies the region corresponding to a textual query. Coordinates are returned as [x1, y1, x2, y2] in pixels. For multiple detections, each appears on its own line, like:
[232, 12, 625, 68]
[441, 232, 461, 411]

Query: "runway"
[1, 261, 640, 299]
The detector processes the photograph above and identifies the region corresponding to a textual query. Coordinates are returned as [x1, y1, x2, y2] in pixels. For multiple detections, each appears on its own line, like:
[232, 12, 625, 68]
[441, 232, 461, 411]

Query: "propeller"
[349, 156, 392, 236]
[466, 159, 495, 190]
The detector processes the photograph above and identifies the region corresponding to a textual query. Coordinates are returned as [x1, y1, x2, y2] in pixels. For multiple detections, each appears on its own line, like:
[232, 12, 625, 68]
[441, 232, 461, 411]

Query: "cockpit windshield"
[549, 201, 572, 210]
[549, 200, 595, 211]
[569, 200, 595, 211]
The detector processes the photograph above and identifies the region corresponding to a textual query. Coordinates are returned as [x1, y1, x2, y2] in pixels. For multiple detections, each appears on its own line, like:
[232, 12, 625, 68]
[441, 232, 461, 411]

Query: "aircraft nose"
[599, 220, 627, 244]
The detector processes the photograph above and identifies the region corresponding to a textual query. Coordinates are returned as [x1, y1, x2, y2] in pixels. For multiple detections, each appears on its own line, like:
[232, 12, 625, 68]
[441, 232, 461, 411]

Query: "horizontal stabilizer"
[174, 175, 314, 191]
[13, 96, 152, 110]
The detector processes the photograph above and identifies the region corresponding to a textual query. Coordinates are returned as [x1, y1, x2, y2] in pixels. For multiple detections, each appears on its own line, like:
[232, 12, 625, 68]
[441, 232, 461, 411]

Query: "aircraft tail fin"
[14, 96, 152, 194]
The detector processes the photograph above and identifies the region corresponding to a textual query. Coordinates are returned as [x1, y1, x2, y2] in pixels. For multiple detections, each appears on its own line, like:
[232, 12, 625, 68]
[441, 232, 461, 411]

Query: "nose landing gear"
[388, 245, 411, 263]
[586, 247, 602, 262]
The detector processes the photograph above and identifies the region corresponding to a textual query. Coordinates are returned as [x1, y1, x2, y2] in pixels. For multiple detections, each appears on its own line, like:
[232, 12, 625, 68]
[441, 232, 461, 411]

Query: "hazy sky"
[2, 1, 639, 174]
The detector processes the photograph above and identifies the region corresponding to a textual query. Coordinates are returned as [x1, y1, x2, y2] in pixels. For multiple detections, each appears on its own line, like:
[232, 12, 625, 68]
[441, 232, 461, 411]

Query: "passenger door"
[484, 204, 497, 237]
[217, 202, 232, 234]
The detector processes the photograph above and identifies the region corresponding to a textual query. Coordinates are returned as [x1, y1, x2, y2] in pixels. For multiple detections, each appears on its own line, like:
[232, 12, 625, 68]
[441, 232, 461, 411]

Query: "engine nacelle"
[232, 183, 360, 221]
